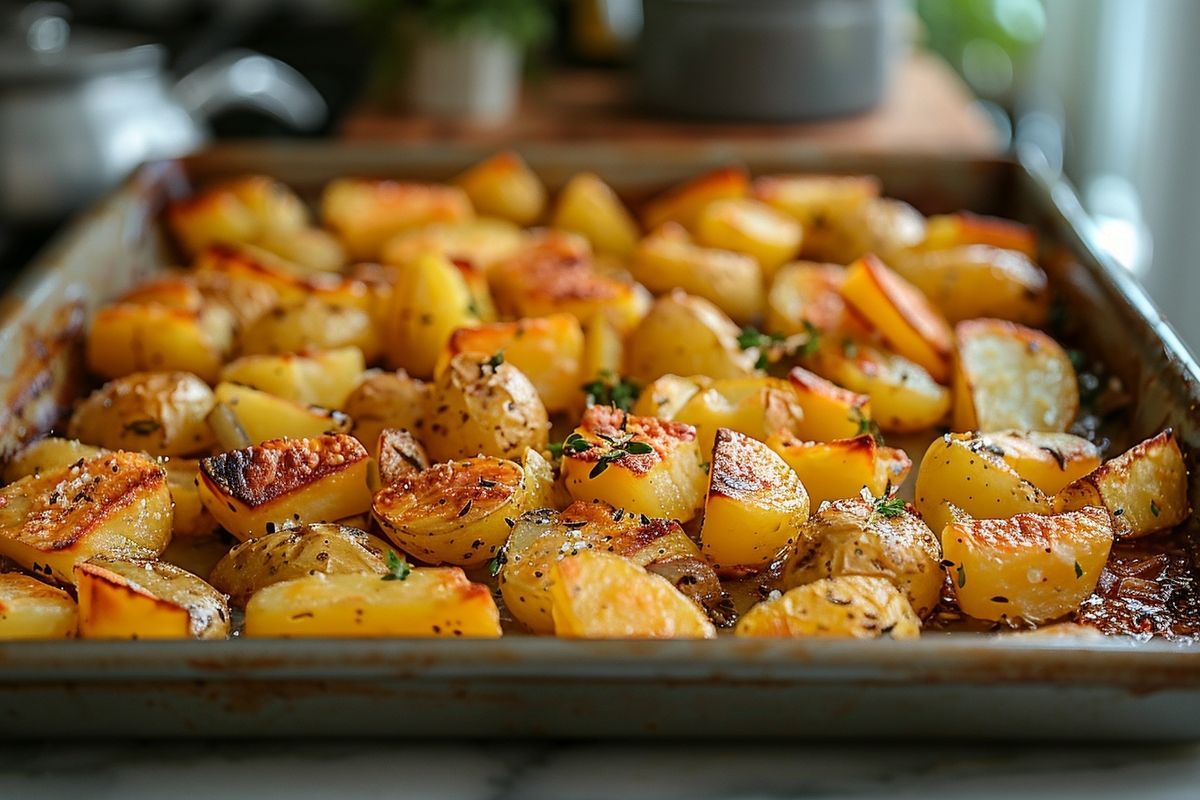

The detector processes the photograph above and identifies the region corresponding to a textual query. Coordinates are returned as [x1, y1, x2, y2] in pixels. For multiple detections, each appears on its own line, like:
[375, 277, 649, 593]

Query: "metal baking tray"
[1, 143, 1198, 740]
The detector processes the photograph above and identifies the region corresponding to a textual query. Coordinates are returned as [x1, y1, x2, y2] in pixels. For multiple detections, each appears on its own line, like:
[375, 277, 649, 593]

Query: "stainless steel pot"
[0, 2, 326, 221]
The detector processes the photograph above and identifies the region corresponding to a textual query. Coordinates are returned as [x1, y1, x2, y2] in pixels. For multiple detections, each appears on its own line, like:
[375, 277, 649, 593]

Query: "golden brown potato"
[630, 374, 711, 420]
[211, 382, 351, 448]
[767, 433, 912, 508]
[751, 174, 882, 263]
[86, 300, 235, 384]
[630, 223, 765, 324]
[219, 347, 365, 410]
[0, 452, 172, 585]
[381, 218, 526, 272]
[785, 495, 943, 618]
[197, 434, 373, 541]
[243, 568, 502, 638]
[970, 430, 1101, 496]
[698, 428, 810, 574]
[919, 212, 1037, 258]
[425, 352, 550, 463]
[673, 376, 806, 455]
[163, 458, 218, 540]
[343, 370, 431, 456]
[561, 406, 707, 523]
[641, 166, 749, 231]
[1055, 430, 1189, 539]
[3, 438, 104, 483]
[499, 502, 710, 634]
[385, 250, 480, 378]
[693, 197, 803, 279]
[254, 226, 347, 274]
[889, 245, 1049, 326]
[552, 172, 640, 258]
[624, 290, 757, 383]
[193, 242, 372, 313]
[75, 556, 230, 640]
[167, 175, 309, 257]
[68, 371, 215, 457]
[209, 523, 388, 606]
[735, 575, 920, 639]
[239, 298, 381, 362]
[376, 428, 430, 486]
[0, 574, 78, 639]
[941, 506, 1114, 623]
[765, 261, 865, 337]
[952, 318, 1078, 432]
[320, 178, 474, 261]
[787, 366, 873, 442]
[453, 150, 546, 226]
[550, 550, 716, 639]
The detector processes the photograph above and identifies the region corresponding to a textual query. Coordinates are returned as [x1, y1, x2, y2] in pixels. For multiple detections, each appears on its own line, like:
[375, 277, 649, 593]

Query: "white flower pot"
[408, 31, 521, 124]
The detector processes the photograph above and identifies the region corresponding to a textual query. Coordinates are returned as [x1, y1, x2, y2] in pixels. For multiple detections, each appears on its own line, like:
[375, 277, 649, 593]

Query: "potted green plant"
[358, 0, 552, 123]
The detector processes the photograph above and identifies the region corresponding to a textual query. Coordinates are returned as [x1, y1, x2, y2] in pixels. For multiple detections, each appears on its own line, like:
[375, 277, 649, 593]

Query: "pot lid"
[0, 2, 164, 83]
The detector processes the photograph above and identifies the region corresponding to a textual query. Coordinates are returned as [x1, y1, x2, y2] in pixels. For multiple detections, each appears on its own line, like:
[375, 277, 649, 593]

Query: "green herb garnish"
[851, 406, 884, 444]
[582, 370, 641, 412]
[872, 495, 906, 518]
[123, 419, 162, 436]
[737, 322, 819, 372]
[956, 564, 967, 588]
[485, 350, 505, 369]
[1074, 560, 1084, 579]
[588, 434, 654, 479]
[1151, 500, 1161, 517]
[382, 550, 412, 581]
[487, 551, 507, 577]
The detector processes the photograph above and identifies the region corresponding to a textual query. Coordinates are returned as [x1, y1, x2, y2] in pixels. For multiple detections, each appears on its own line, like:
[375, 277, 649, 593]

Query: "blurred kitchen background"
[2, 0, 1199, 345]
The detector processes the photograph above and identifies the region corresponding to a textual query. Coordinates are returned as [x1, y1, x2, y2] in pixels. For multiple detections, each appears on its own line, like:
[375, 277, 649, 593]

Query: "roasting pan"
[0, 142, 1198, 740]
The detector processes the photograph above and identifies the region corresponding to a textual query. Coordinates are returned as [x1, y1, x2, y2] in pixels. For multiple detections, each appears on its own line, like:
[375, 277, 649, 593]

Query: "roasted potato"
[765, 261, 863, 337]
[499, 502, 710, 634]
[915, 433, 1052, 537]
[86, 300, 235, 384]
[452, 150, 545, 225]
[0, 574, 78, 639]
[76, 556, 229, 639]
[167, 175, 308, 257]
[698, 428, 810, 574]
[254, 226, 347, 274]
[425, 352, 550, 463]
[550, 550, 716, 639]
[735, 575, 920, 639]
[581, 314, 625, 398]
[767, 433, 912, 508]
[624, 291, 757, 383]
[239, 298, 381, 361]
[373, 454, 548, 566]
[952, 318, 1078, 432]
[941, 506, 1114, 623]
[630, 223, 765, 324]
[787, 366, 873, 442]
[197, 434, 373, 541]
[641, 165, 749, 231]
[970, 430, 1101, 495]
[438, 314, 585, 414]
[1055, 430, 1189, 539]
[163, 458, 218, 540]
[0, 452, 172, 585]
[631, 374, 711, 420]
[673, 376, 806, 456]
[751, 174, 882, 263]
[551, 172, 640, 258]
[381, 218, 525, 272]
[209, 523, 388, 606]
[219, 347, 365, 410]
[68, 371, 215, 457]
[3, 437, 103, 483]
[377, 428, 430, 486]
[194, 242, 372, 313]
[243, 568, 501, 638]
[919, 212, 1037, 258]
[342, 370, 431, 456]
[693, 197, 803, 278]
[784, 495, 942, 618]
[889, 245, 1049, 326]
[840, 254, 954, 384]
[320, 178, 473, 261]
[385, 250, 479, 378]
[211, 382, 352, 448]
[561, 406, 707, 523]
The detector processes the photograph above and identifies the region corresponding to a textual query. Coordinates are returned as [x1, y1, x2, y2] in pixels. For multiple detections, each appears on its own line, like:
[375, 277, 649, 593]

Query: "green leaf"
[624, 441, 654, 455]
[1151, 500, 1161, 517]
[382, 550, 412, 581]
[872, 495, 906, 518]
[487, 551, 506, 577]
[588, 459, 610, 479]
[956, 563, 967, 588]
[582, 372, 642, 412]
[123, 418, 162, 436]
[1074, 560, 1083, 579]
[485, 350, 505, 369]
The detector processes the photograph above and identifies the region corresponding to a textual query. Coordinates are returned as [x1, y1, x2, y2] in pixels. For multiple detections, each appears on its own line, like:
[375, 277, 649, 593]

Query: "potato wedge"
[453, 150, 546, 226]
[693, 197, 803, 278]
[765, 261, 862, 337]
[377, 428, 430, 486]
[3, 438, 103, 483]
[0, 574, 78, 639]
[787, 366, 873, 442]
[164, 458, 218, 540]
[784, 496, 942, 618]
[767, 433, 912, 507]
[914, 433, 1052, 537]
[243, 568, 501, 638]
[673, 376, 806, 455]
[550, 550, 716, 639]
[209, 523, 388, 607]
[68, 371, 215, 457]
[381, 218, 526, 272]
[385, 250, 479, 378]
[698, 428, 810, 574]
[254, 226, 347, 274]
[86, 301, 234, 384]
[425, 353, 550, 462]
[75, 557, 229, 640]
[219, 347, 365, 410]
[631, 223, 765, 324]
[641, 165, 749, 231]
[581, 313, 624, 394]
[1055, 430, 1189, 539]
[499, 502, 709, 634]
[438, 314, 585, 414]
[239, 298, 380, 362]
[167, 175, 308, 257]
[953, 318, 1078, 432]
[808, 338, 950, 432]
[551, 172, 640, 258]
[197, 434, 372, 541]
[840, 254, 953, 384]
[211, 382, 351, 447]
[0, 452, 172, 585]
[561, 406, 707, 523]
[751, 174, 881, 263]
[320, 178, 473, 260]
[919, 212, 1037, 259]
[941, 506, 1114, 623]
[972, 430, 1101, 495]
[889, 245, 1049, 326]
[343, 370, 431, 456]
[735, 575, 920, 639]
[372, 455, 537, 566]
[624, 291, 756, 383]
[631, 374, 711, 420]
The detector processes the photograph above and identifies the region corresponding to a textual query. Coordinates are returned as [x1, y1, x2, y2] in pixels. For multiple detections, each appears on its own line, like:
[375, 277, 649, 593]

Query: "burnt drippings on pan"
[1078, 532, 1200, 640]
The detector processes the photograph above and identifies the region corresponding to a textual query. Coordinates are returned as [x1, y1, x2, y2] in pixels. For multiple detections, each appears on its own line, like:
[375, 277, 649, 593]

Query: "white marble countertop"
[3, 741, 1199, 799]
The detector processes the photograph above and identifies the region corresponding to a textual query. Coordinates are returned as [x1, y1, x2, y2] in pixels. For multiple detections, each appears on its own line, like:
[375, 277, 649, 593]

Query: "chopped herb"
[466, 299, 480, 317]
[841, 338, 859, 358]
[382, 550, 412, 581]
[478, 477, 496, 488]
[1074, 560, 1084, 579]
[581, 370, 642, 412]
[485, 350, 505, 369]
[548, 441, 564, 458]
[1151, 500, 1161, 517]
[487, 551, 507, 577]
[123, 418, 162, 436]
[586, 430, 654, 479]
[871, 495, 906, 518]
[850, 407, 883, 444]
[737, 323, 819, 372]
[457, 499, 474, 518]
[956, 564, 967, 588]
[562, 432, 593, 455]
